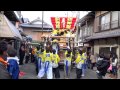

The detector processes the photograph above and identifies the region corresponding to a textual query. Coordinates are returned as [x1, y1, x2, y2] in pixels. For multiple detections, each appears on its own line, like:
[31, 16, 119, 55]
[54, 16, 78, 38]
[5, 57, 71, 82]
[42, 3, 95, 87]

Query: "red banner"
[51, 17, 77, 30]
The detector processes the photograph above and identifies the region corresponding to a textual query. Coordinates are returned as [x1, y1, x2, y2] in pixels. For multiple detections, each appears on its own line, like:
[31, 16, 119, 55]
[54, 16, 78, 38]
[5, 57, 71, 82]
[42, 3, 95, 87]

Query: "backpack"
[96, 59, 110, 71]
[7, 59, 20, 79]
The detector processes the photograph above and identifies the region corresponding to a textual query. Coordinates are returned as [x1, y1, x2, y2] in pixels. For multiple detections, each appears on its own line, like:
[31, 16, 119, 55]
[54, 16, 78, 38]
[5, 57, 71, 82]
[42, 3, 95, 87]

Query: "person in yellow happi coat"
[52, 49, 60, 79]
[75, 50, 84, 79]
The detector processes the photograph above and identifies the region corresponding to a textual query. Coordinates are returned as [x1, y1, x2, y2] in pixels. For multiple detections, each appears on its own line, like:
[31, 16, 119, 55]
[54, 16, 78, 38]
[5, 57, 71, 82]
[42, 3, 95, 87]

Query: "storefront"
[93, 37, 119, 61]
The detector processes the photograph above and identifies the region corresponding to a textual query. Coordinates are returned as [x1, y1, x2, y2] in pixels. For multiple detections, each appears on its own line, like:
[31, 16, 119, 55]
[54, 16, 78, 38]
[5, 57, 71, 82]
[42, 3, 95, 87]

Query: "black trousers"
[25, 55, 30, 64]
[19, 53, 25, 65]
[31, 54, 35, 63]
[97, 72, 103, 79]
[91, 63, 96, 69]
[53, 67, 60, 79]
[76, 68, 82, 79]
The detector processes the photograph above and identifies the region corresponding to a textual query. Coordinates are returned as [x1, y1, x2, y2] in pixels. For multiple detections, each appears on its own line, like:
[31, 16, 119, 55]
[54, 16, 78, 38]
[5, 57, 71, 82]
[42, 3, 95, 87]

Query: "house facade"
[75, 11, 120, 78]
[76, 11, 120, 61]
[75, 11, 95, 53]
[20, 17, 52, 42]
[85, 11, 120, 62]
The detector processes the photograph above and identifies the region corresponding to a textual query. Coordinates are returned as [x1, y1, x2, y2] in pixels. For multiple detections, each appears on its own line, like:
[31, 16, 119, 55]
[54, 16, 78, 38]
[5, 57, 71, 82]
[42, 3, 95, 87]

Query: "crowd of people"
[0, 40, 37, 79]
[0, 40, 119, 79]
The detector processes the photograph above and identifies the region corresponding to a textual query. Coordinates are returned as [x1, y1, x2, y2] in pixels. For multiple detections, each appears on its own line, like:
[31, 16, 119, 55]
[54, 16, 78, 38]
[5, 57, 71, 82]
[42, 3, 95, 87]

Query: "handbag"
[108, 64, 112, 71]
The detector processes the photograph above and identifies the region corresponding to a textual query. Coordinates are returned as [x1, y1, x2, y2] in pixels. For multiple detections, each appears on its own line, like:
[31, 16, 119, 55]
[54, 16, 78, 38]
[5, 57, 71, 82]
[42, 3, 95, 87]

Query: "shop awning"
[86, 29, 120, 40]
[0, 14, 22, 40]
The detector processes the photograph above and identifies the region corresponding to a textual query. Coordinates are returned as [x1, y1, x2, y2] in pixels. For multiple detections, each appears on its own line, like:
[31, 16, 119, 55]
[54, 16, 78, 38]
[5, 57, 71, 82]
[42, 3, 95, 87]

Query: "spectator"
[7, 48, 20, 79]
[111, 53, 118, 79]
[0, 41, 11, 79]
[7, 48, 19, 64]
[19, 42, 25, 65]
[25, 44, 30, 64]
[98, 53, 104, 61]
[86, 52, 91, 69]
[96, 55, 110, 79]
[90, 53, 96, 70]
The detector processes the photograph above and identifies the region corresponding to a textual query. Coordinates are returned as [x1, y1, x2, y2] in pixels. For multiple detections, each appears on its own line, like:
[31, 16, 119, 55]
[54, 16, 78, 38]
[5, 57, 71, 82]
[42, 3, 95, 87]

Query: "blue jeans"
[112, 66, 117, 75]
[86, 59, 91, 68]
[82, 63, 86, 75]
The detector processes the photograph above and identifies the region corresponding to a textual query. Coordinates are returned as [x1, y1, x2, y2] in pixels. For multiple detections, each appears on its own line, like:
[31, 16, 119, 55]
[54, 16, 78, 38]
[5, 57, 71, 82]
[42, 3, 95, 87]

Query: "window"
[87, 25, 93, 36]
[99, 47, 110, 55]
[99, 47, 117, 56]
[111, 11, 118, 28]
[81, 26, 85, 38]
[79, 30, 82, 39]
[85, 27, 87, 36]
[101, 13, 110, 30]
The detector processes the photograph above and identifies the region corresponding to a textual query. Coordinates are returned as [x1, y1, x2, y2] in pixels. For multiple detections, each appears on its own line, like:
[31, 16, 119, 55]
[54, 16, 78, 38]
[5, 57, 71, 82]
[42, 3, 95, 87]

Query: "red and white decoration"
[51, 17, 77, 30]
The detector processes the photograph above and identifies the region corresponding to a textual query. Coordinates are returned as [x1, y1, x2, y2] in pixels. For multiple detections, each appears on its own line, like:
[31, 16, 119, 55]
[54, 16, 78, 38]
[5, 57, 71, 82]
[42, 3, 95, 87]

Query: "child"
[64, 49, 72, 79]
[52, 49, 60, 79]
[37, 47, 53, 79]
[7, 48, 20, 79]
[75, 50, 84, 79]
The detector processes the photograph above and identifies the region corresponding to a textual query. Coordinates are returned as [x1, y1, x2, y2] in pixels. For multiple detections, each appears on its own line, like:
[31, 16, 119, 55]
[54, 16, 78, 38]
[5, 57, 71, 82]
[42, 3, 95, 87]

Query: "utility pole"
[67, 11, 68, 17]
[75, 11, 80, 47]
[42, 11, 44, 35]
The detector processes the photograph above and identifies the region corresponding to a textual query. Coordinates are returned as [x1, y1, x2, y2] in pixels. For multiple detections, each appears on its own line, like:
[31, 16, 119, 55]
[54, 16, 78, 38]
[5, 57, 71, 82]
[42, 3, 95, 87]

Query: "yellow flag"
[55, 17, 60, 28]
[56, 23, 60, 28]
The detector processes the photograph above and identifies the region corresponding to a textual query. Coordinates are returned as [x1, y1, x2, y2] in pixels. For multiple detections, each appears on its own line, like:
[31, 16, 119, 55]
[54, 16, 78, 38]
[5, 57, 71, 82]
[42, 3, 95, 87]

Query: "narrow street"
[19, 63, 97, 79]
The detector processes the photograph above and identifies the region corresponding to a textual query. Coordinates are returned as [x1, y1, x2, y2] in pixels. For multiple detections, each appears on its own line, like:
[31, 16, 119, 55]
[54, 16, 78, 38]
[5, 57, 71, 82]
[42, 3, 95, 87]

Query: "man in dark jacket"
[19, 42, 25, 65]
[96, 54, 110, 79]
[0, 41, 11, 79]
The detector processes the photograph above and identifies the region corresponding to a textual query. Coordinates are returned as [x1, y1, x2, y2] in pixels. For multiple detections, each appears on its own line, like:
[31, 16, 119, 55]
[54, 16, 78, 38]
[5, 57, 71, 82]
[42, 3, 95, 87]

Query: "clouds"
[21, 11, 89, 26]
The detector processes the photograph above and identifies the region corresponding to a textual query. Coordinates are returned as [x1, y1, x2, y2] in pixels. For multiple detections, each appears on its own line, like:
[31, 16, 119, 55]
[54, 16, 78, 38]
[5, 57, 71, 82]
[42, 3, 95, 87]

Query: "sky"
[21, 11, 89, 26]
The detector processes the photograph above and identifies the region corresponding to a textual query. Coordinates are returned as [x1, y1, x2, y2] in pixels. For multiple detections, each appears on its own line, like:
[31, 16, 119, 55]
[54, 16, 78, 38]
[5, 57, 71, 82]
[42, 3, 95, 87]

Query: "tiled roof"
[0, 14, 22, 40]
[78, 11, 95, 25]
[19, 17, 52, 31]
[20, 23, 52, 29]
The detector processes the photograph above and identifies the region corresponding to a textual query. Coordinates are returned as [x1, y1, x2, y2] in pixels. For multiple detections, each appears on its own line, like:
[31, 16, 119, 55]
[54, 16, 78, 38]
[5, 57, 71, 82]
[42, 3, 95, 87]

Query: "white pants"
[37, 62, 53, 79]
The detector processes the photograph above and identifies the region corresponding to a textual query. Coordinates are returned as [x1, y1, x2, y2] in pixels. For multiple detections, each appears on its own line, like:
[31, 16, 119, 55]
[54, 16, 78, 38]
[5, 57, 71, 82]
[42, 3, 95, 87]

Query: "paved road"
[19, 63, 97, 79]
